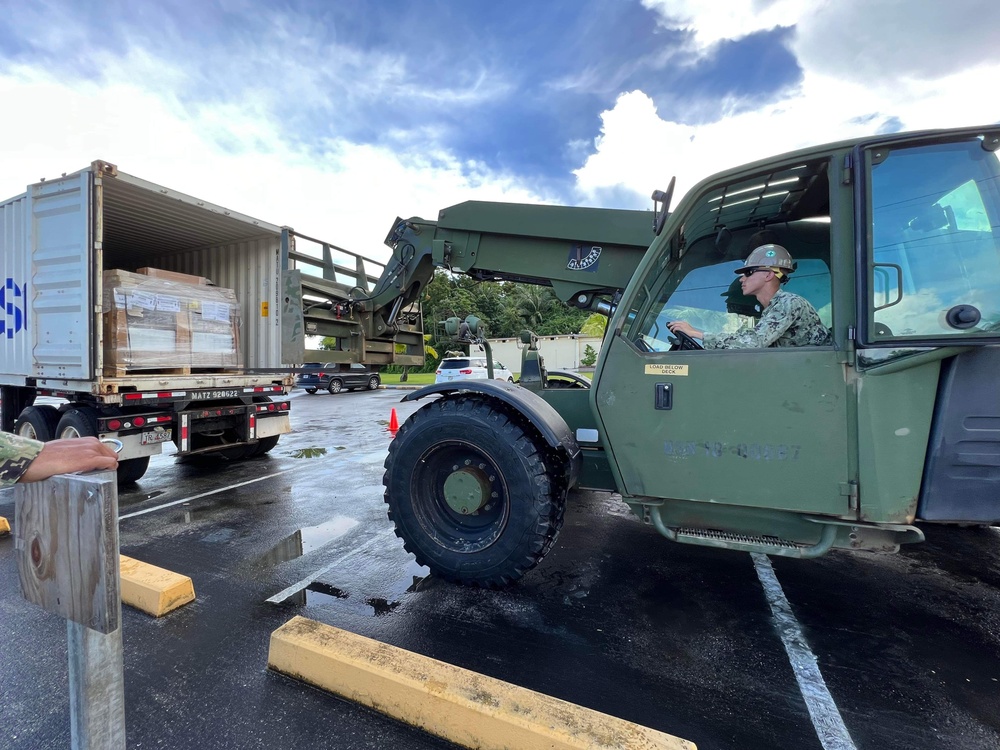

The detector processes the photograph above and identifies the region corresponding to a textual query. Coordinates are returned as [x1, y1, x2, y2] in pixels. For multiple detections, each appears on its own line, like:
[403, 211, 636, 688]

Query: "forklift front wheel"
[383, 397, 565, 588]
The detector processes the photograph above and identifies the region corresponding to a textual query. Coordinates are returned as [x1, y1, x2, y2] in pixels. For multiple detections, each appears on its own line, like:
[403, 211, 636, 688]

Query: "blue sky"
[1, 0, 997, 262]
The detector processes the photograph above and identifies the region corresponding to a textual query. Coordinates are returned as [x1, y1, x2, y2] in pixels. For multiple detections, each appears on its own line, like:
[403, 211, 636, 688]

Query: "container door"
[28, 172, 93, 379]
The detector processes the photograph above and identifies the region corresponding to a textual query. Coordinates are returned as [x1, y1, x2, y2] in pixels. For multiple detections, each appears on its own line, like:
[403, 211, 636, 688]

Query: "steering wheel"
[666, 323, 704, 351]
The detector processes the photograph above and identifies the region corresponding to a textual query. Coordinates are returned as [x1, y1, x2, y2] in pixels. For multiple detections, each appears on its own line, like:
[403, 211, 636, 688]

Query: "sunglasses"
[738, 268, 772, 277]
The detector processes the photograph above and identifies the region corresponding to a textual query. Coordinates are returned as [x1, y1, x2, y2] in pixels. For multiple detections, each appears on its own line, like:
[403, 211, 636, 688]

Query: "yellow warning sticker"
[645, 363, 689, 376]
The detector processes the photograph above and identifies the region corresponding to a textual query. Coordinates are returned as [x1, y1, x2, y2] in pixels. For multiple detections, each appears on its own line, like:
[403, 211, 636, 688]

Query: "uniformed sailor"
[668, 244, 832, 348]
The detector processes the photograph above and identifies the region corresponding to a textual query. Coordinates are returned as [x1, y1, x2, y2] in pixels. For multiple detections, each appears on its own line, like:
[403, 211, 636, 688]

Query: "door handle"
[655, 383, 672, 410]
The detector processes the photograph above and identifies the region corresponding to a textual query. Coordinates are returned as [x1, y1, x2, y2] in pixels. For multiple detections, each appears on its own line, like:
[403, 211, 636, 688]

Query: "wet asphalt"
[1, 388, 999, 749]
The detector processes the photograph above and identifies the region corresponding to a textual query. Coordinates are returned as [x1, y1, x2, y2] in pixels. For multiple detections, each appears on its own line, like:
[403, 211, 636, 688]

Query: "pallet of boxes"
[103, 268, 242, 376]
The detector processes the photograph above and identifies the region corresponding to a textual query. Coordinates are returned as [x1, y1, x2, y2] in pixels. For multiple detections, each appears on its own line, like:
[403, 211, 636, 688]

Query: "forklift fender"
[401, 381, 581, 487]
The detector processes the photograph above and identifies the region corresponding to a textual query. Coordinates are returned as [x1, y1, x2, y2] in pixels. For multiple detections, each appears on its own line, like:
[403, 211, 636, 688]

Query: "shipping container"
[0, 160, 294, 483]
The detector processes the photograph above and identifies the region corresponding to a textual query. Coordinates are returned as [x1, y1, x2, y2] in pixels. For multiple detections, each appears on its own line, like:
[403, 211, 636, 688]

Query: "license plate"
[141, 429, 172, 445]
[191, 390, 240, 400]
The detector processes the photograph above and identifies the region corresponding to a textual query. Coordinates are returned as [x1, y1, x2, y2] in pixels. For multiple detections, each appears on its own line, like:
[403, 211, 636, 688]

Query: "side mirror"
[651, 177, 676, 236]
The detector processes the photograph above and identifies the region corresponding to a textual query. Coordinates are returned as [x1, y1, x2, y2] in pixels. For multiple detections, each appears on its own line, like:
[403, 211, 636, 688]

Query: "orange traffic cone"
[388, 408, 400, 435]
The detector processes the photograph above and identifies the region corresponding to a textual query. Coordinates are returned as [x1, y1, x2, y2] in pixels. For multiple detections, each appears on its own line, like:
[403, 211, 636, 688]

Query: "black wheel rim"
[411, 439, 509, 553]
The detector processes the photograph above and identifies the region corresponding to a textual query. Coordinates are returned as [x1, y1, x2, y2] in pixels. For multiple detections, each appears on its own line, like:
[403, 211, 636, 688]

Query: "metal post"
[14, 470, 125, 750]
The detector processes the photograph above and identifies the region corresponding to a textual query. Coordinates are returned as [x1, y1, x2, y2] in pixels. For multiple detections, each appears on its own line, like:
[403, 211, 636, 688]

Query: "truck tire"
[116, 457, 150, 484]
[305, 388, 317, 394]
[383, 397, 564, 588]
[248, 435, 280, 457]
[14, 405, 61, 441]
[56, 407, 100, 440]
[328, 378, 344, 394]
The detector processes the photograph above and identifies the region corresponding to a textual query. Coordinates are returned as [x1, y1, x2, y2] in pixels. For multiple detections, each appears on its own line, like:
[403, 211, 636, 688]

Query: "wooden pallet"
[103, 365, 244, 378]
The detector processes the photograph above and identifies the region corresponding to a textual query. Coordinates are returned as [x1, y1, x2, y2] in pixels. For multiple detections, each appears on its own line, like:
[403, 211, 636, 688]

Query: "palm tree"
[515, 287, 553, 328]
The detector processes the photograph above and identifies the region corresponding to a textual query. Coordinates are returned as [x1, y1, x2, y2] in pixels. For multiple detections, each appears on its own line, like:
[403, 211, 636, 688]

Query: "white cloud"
[579, 1, 1000, 208]
[0, 60, 543, 267]
[642, 0, 800, 53]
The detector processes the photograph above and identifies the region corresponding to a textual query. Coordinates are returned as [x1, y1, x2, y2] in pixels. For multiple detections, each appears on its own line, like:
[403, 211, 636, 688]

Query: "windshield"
[868, 137, 1000, 343]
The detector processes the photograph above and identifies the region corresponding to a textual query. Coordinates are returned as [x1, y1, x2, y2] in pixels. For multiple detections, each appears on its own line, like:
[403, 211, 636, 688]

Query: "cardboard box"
[136, 267, 214, 286]
[102, 270, 241, 374]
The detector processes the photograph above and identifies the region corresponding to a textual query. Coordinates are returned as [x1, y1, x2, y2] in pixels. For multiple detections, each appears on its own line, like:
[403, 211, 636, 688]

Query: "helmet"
[736, 243, 796, 282]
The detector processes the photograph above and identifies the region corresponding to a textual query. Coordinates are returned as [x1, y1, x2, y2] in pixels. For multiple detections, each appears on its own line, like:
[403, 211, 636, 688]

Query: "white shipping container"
[0, 160, 289, 391]
[0, 160, 296, 480]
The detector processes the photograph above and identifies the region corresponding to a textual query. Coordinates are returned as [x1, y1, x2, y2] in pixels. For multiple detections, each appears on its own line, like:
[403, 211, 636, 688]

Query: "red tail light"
[460, 369, 473, 374]
[133, 416, 146, 427]
[436, 370, 442, 375]
[107, 419, 122, 430]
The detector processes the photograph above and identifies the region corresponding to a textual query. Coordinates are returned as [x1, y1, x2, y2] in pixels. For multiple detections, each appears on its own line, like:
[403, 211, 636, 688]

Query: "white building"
[475, 334, 604, 373]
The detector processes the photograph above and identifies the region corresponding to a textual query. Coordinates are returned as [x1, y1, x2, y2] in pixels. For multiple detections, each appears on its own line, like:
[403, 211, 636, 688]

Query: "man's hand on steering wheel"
[665, 320, 704, 350]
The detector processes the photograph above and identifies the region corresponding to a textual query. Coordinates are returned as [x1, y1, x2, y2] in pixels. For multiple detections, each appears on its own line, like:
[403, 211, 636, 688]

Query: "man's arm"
[1, 435, 119, 486]
[704, 294, 799, 349]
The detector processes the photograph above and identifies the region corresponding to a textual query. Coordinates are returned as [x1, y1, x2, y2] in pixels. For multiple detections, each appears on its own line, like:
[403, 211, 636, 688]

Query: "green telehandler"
[367, 125, 1000, 587]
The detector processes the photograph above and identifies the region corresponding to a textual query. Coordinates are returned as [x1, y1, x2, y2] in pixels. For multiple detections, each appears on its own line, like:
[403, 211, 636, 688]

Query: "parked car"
[297, 363, 381, 394]
[435, 357, 514, 384]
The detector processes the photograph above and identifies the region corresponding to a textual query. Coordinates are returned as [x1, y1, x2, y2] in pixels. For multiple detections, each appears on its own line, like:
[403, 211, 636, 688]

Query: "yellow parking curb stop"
[268, 615, 695, 750]
[0, 516, 9, 535]
[119, 554, 195, 616]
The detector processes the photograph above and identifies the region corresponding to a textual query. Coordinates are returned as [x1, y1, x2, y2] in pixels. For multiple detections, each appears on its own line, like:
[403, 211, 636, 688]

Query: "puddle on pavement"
[288, 447, 328, 459]
[367, 597, 400, 616]
[279, 559, 431, 614]
[253, 516, 359, 567]
[304, 581, 349, 605]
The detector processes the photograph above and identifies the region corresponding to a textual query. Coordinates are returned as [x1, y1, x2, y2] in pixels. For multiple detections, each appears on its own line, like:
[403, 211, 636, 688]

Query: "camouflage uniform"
[0, 432, 44, 488]
[703, 289, 832, 349]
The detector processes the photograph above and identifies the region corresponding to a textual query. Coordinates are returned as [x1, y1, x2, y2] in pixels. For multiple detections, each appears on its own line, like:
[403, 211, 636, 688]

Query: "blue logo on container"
[0, 278, 27, 339]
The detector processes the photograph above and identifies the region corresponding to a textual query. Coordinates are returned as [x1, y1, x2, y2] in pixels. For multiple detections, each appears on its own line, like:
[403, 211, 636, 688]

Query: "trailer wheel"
[56, 407, 100, 440]
[328, 378, 344, 394]
[383, 397, 565, 588]
[248, 435, 280, 457]
[116, 457, 150, 484]
[14, 405, 61, 441]
[304, 388, 317, 395]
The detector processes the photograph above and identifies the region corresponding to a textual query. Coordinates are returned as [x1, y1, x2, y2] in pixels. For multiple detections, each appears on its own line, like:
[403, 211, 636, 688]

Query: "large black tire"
[247, 435, 280, 457]
[367, 375, 381, 391]
[116, 456, 150, 484]
[14, 405, 60, 441]
[55, 406, 100, 440]
[383, 397, 565, 588]
[328, 378, 344, 394]
[304, 388, 317, 395]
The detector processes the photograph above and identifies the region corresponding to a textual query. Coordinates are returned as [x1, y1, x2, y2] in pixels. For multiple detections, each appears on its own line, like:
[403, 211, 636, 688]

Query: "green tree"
[580, 314, 607, 337]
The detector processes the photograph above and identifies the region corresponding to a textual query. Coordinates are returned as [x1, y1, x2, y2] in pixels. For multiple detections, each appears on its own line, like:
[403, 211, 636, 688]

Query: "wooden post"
[15, 470, 126, 750]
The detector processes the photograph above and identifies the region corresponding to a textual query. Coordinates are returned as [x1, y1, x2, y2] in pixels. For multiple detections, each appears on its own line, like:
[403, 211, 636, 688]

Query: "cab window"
[868, 137, 1000, 341]
[622, 158, 834, 350]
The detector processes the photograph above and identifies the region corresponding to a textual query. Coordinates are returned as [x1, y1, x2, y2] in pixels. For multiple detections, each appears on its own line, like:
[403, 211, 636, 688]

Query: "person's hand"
[20, 437, 119, 483]
[667, 320, 704, 339]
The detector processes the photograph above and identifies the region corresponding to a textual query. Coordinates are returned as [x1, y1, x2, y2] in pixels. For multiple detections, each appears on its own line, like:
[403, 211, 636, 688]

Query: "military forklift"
[338, 126, 1000, 587]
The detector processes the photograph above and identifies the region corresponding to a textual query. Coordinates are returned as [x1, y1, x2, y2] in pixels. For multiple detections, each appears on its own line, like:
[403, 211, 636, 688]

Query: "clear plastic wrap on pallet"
[102, 269, 242, 375]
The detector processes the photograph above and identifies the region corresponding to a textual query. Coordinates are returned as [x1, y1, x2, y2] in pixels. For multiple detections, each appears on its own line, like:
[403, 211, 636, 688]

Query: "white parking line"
[119, 469, 297, 519]
[265, 529, 397, 604]
[752, 553, 858, 750]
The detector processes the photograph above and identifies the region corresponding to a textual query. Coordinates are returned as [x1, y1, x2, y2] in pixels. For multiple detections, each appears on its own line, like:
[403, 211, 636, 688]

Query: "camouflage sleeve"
[0, 433, 44, 488]
[703, 292, 814, 349]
